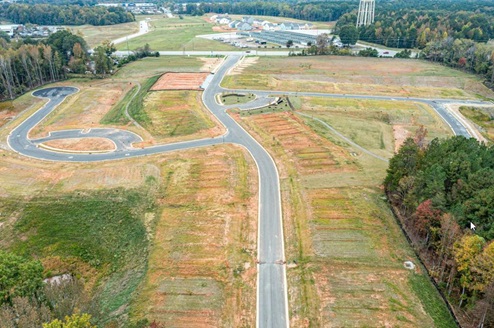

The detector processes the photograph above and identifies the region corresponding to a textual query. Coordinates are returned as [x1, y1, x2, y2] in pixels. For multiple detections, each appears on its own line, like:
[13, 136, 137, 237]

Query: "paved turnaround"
[7, 55, 488, 327]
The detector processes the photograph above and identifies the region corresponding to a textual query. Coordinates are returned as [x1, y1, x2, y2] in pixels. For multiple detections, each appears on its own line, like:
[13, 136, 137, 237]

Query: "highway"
[7, 54, 488, 327]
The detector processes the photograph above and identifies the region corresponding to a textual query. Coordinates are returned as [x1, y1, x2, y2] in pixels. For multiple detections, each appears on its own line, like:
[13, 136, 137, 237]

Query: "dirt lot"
[151, 72, 211, 91]
[42, 138, 116, 152]
[223, 56, 494, 99]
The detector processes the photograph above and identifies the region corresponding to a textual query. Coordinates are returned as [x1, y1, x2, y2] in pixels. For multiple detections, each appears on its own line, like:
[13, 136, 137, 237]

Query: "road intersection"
[7, 55, 487, 327]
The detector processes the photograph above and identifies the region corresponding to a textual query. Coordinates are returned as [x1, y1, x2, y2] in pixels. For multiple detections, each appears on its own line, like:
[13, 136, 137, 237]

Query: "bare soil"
[42, 138, 115, 152]
[151, 72, 210, 90]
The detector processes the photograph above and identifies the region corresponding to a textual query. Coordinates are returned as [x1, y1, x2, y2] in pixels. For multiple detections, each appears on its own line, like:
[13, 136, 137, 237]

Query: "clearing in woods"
[222, 56, 494, 99]
[230, 92, 456, 326]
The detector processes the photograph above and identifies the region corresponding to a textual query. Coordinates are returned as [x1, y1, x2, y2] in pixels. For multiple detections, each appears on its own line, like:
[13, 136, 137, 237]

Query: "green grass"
[239, 97, 300, 116]
[114, 56, 205, 80]
[12, 189, 151, 269]
[220, 93, 256, 105]
[143, 91, 215, 138]
[459, 106, 494, 142]
[69, 22, 139, 48]
[409, 273, 457, 328]
[8, 186, 156, 324]
[116, 16, 236, 51]
[102, 75, 158, 125]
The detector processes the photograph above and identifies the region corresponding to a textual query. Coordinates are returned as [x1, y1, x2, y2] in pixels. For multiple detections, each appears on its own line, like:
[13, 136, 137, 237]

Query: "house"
[242, 16, 254, 24]
[263, 23, 277, 31]
[279, 22, 301, 31]
[217, 16, 231, 25]
[237, 22, 252, 31]
[0, 24, 20, 37]
[228, 20, 242, 29]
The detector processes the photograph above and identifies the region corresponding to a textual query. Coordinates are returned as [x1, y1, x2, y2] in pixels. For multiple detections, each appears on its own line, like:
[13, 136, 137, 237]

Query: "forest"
[0, 31, 90, 100]
[0, 3, 134, 26]
[385, 134, 494, 327]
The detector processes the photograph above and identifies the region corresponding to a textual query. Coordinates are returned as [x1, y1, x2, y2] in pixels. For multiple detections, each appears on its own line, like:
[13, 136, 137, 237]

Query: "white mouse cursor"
[470, 222, 476, 231]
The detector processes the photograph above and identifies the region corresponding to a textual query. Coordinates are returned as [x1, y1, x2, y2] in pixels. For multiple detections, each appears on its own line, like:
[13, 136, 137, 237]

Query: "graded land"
[0, 53, 466, 326]
[223, 56, 494, 99]
[231, 99, 456, 326]
[0, 144, 257, 326]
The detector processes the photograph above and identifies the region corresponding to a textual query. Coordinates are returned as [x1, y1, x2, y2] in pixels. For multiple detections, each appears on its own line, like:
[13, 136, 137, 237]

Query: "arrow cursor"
[470, 222, 476, 231]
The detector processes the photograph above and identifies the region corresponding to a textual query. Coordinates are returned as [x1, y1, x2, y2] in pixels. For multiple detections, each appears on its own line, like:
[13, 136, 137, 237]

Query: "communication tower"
[356, 0, 375, 27]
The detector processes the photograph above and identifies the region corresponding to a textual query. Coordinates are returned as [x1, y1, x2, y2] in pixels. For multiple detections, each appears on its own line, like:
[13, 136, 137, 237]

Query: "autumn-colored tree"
[43, 313, 96, 328]
[454, 234, 485, 307]
[413, 199, 442, 242]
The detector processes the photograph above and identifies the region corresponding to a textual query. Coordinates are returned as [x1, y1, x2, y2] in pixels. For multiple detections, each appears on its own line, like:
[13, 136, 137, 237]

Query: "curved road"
[7, 55, 488, 328]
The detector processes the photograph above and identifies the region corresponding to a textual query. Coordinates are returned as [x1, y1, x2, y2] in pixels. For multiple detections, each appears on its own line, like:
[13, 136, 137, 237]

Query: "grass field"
[231, 97, 456, 326]
[130, 146, 257, 326]
[298, 97, 453, 157]
[116, 16, 236, 51]
[141, 90, 222, 142]
[222, 56, 494, 99]
[68, 21, 139, 48]
[114, 56, 208, 80]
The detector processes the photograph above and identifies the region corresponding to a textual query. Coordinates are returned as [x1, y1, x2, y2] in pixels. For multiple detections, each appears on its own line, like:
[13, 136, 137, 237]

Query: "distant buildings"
[211, 14, 313, 32]
[0, 24, 63, 39]
[97, 2, 162, 15]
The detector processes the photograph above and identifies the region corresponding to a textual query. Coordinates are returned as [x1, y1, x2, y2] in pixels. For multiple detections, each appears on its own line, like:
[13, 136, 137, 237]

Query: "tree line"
[1, 3, 135, 26]
[180, 1, 356, 22]
[385, 134, 494, 327]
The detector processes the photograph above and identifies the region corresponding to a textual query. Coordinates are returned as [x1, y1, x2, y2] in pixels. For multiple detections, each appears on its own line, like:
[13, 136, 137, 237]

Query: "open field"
[116, 16, 236, 51]
[114, 56, 207, 80]
[223, 56, 494, 99]
[140, 90, 223, 143]
[130, 146, 257, 327]
[68, 21, 139, 48]
[231, 98, 455, 326]
[298, 97, 453, 156]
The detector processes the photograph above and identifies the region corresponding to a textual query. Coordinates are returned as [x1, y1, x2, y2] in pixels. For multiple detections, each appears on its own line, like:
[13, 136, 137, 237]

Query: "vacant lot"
[140, 90, 223, 143]
[130, 146, 257, 327]
[68, 21, 139, 48]
[151, 72, 210, 90]
[0, 144, 257, 326]
[223, 56, 494, 99]
[116, 16, 236, 51]
[298, 97, 453, 156]
[232, 98, 455, 326]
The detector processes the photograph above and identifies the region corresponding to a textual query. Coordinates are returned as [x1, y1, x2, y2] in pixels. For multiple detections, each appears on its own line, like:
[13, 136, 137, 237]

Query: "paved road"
[7, 55, 489, 328]
[112, 20, 149, 45]
[228, 89, 487, 138]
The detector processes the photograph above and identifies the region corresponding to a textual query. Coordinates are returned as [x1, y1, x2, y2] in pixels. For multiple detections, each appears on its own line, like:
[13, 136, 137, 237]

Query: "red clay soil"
[151, 72, 210, 91]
